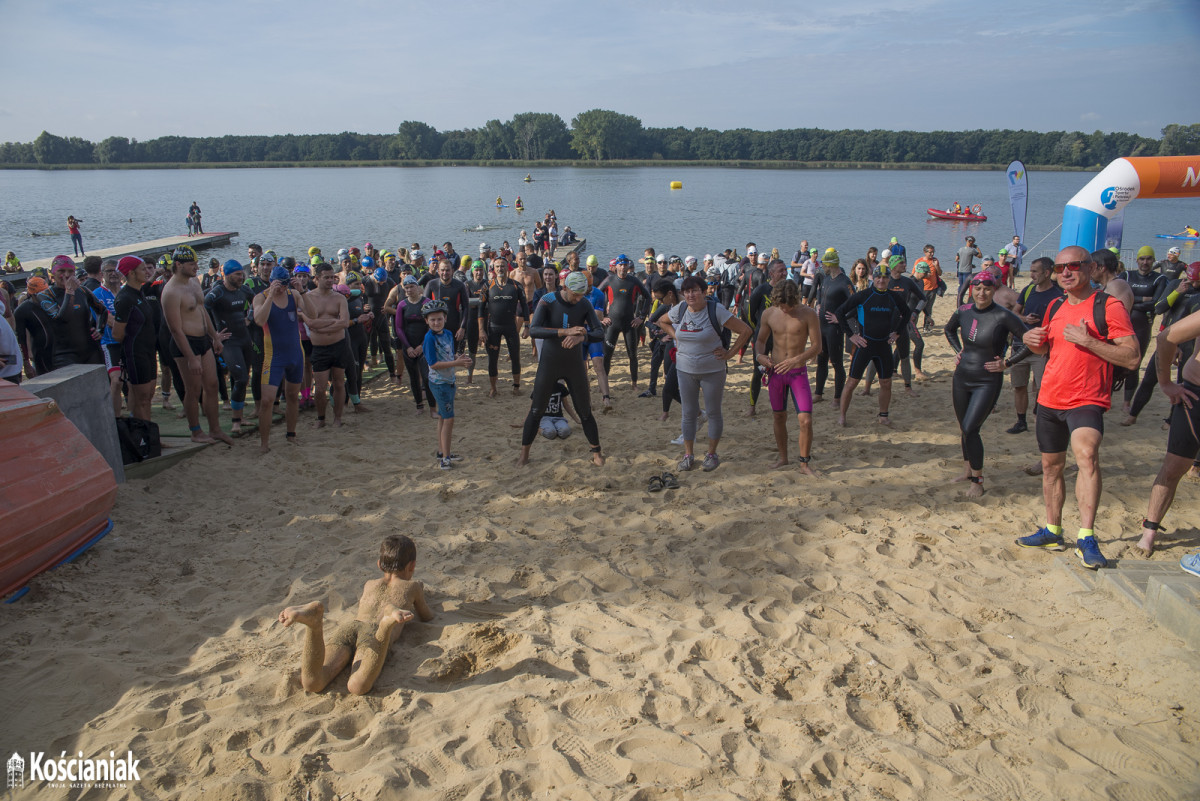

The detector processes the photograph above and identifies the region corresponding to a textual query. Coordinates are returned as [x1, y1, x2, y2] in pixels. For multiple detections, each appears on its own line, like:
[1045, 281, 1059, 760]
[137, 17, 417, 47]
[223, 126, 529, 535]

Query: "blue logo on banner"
[1101, 187, 1118, 210]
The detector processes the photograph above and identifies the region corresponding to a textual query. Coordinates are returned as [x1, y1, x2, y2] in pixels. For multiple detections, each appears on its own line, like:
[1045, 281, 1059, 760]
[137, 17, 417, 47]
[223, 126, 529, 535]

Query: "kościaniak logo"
[7, 749, 141, 790]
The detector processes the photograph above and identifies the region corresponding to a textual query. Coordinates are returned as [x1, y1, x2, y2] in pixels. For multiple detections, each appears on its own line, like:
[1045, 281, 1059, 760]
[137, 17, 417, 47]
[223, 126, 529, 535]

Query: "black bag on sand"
[115, 417, 162, 464]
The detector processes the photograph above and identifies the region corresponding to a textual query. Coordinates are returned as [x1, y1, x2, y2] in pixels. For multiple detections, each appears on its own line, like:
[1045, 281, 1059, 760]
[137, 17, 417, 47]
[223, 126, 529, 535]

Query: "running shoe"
[1180, 553, 1200, 578]
[1006, 420, 1028, 434]
[1015, 527, 1065, 550]
[437, 452, 464, 462]
[678, 454, 695, 471]
[702, 453, 720, 472]
[439, 457, 452, 470]
[669, 434, 685, 445]
[1075, 536, 1108, 570]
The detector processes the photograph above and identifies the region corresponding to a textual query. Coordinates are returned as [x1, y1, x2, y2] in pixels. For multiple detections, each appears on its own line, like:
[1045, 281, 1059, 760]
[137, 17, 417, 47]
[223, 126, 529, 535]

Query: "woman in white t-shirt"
[655, 276, 752, 472]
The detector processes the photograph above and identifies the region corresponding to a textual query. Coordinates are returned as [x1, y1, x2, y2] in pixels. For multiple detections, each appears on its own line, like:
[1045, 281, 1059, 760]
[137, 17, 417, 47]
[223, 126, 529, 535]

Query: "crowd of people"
[2, 227, 1199, 581]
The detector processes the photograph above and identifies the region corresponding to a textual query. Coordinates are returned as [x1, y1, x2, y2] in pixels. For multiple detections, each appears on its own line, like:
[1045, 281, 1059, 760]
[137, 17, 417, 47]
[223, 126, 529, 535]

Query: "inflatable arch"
[1060, 155, 1200, 251]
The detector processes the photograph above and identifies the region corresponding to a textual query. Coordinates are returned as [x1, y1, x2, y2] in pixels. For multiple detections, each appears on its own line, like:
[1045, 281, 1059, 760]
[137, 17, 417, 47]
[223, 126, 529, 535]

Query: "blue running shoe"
[1181, 553, 1200, 578]
[1075, 536, 1108, 570]
[1016, 527, 1065, 550]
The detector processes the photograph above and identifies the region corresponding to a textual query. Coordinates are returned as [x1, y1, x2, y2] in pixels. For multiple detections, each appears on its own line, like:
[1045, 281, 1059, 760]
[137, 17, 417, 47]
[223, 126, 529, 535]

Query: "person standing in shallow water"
[67, 216, 84, 257]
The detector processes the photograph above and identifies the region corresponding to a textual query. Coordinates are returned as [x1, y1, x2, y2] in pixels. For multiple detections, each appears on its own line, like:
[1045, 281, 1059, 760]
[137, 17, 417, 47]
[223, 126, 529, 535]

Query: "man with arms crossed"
[305, 263, 353, 428]
[756, 279, 822, 474]
[253, 265, 315, 453]
[1016, 246, 1140, 569]
[161, 247, 233, 445]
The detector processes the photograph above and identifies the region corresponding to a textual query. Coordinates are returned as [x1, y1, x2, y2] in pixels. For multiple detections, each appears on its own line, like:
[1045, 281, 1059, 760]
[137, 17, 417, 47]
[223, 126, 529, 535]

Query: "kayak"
[496, 204, 509, 208]
[928, 208, 987, 221]
[1155, 234, 1199, 241]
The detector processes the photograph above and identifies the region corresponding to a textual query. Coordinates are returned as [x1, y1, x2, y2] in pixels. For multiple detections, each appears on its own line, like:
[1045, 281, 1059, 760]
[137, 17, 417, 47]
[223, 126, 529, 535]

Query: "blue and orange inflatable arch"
[1061, 155, 1200, 250]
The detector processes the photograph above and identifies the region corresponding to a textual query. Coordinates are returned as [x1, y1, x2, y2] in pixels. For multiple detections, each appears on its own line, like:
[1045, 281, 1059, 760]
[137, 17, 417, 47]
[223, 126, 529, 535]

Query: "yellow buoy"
[669, 181, 682, 190]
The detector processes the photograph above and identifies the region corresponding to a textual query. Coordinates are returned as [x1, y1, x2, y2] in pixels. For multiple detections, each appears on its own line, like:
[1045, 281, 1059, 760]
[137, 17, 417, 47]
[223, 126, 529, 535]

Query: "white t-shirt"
[670, 300, 733, 375]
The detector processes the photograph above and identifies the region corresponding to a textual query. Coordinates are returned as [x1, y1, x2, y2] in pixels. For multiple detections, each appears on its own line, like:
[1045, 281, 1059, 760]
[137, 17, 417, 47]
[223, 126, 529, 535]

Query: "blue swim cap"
[361, 256, 375, 269]
[374, 267, 387, 282]
[222, 259, 244, 275]
[270, 265, 291, 283]
[294, 264, 311, 274]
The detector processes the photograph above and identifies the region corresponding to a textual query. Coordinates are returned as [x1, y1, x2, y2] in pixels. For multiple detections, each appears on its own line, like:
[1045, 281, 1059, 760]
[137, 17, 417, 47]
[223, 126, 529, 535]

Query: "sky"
[1, 0, 1198, 144]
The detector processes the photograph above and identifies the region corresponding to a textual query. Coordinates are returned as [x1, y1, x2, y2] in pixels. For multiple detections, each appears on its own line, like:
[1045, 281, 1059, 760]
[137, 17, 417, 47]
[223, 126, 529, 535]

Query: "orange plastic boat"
[0, 381, 117, 599]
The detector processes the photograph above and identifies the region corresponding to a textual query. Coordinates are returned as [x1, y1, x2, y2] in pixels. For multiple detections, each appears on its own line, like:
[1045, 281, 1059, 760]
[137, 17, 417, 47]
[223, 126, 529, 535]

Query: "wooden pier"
[4, 232, 238, 288]
[549, 238, 586, 263]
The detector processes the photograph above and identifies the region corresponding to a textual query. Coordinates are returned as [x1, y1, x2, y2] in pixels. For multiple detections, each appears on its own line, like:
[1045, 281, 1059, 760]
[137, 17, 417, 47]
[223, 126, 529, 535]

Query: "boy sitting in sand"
[278, 535, 434, 695]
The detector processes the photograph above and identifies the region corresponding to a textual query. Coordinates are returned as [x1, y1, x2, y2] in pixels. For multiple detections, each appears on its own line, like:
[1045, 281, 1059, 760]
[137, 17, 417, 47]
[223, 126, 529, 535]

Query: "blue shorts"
[266, 354, 303, 388]
[429, 382, 456, 418]
[587, 341, 605, 359]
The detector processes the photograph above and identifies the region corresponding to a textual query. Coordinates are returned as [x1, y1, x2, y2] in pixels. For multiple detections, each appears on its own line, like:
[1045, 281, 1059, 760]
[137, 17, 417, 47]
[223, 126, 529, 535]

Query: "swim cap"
[809, 248, 818, 255]
[294, 264, 311, 274]
[411, 249, 424, 259]
[381, 251, 394, 261]
[157, 254, 173, 270]
[349, 247, 360, 256]
[270, 265, 290, 283]
[998, 248, 1008, 255]
[1169, 247, 1181, 255]
[364, 242, 373, 251]
[25, 276, 49, 294]
[116, 256, 143, 276]
[821, 248, 840, 266]
[337, 248, 349, 259]
[345, 271, 362, 284]
[473, 259, 486, 269]
[586, 254, 599, 267]
[402, 276, 419, 286]
[261, 250, 278, 263]
[310, 255, 322, 266]
[747, 246, 757, 255]
[308, 246, 321, 256]
[479, 242, 489, 253]
[172, 246, 197, 263]
[888, 254, 904, 270]
[757, 254, 768, 264]
[360, 256, 375, 270]
[685, 256, 697, 266]
[873, 265, 889, 278]
[880, 249, 891, 261]
[374, 267, 387, 282]
[970, 272, 998, 287]
[222, 259, 244, 275]
[279, 256, 296, 270]
[1187, 262, 1200, 282]
[564, 271, 588, 293]
[50, 255, 76, 272]
[1137, 245, 1156, 259]
[890, 237, 898, 244]
[656, 254, 667, 263]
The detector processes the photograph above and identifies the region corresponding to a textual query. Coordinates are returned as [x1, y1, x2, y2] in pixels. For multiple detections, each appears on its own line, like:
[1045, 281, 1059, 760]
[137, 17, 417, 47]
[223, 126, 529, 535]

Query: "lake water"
[4, 166, 1199, 268]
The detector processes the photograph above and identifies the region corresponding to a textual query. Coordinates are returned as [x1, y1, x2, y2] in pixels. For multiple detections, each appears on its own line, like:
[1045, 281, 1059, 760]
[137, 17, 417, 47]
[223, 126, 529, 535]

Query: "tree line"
[1, 112, 1195, 168]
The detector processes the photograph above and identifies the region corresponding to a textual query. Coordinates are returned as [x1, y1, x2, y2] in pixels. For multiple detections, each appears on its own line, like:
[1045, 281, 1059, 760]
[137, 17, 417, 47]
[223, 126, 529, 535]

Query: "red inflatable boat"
[928, 207, 987, 222]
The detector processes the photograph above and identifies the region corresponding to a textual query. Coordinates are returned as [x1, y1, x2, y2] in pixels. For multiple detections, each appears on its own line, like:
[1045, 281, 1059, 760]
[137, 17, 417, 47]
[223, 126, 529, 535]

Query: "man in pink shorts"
[756, 279, 823, 474]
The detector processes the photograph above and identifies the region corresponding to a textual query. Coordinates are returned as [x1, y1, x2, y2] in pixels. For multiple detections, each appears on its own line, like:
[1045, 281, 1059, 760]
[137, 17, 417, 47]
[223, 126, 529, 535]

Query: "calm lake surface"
[4, 166, 1199, 267]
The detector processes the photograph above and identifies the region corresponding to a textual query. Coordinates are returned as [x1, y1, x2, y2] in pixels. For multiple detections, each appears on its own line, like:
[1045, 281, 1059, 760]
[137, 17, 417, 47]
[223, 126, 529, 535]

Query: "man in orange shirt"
[911, 244, 942, 331]
[1015, 246, 1140, 569]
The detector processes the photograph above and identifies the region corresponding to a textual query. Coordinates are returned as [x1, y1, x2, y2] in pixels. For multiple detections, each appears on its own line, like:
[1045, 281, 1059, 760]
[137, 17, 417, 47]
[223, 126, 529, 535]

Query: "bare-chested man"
[755, 279, 822, 473]
[160, 247, 232, 444]
[305, 262, 352, 427]
[278, 535, 434, 695]
[512, 253, 545, 358]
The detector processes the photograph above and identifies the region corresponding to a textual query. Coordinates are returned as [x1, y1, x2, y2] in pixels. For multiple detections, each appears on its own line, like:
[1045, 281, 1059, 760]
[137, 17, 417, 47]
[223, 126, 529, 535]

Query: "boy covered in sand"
[278, 535, 433, 695]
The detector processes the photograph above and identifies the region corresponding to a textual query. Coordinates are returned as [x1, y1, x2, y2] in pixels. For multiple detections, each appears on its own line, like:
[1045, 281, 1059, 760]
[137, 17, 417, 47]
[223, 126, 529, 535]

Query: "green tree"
[1158, 123, 1200, 156]
[570, 109, 643, 160]
[510, 112, 569, 160]
[395, 121, 443, 159]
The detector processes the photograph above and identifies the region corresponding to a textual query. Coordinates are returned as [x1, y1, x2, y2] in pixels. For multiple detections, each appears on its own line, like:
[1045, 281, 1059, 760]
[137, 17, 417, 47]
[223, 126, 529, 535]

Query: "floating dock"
[549, 238, 586, 263]
[4, 231, 239, 288]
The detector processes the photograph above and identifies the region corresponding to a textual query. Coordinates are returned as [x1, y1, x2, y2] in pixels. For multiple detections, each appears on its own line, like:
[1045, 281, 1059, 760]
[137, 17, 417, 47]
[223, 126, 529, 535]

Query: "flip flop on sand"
[661, 472, 680, 490]
[647, 475, 665, 492]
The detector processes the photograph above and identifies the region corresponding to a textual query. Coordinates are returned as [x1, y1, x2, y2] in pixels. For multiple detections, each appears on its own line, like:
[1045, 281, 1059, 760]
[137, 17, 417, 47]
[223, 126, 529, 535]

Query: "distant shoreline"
[0, 160, 1094, 172]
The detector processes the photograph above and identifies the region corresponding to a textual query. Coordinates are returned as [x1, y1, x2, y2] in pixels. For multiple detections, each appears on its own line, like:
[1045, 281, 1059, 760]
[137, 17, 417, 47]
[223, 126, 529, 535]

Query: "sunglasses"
[1052, 260, 1089, 274]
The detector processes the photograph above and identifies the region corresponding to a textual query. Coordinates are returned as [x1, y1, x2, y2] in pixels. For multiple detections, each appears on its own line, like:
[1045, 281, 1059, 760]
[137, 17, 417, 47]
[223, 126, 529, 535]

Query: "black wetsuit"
[205, 282, 254, 411]
[1126, 267, 1169, 404]
[736, 262, 765, 320]
[481, 279, 529, 379]
[522, 293, 603, 448]
[835, 287, 910, 380]
[346, 291, 369, 400]
[38, 286, 106, 368]
[812, 269, 853, 399]
[13, 298, 54, 375]
[1129, 282, 1200, 419]
[945, 303, 1030, 470]
[747, 281, 775, 408]
[600, 274, 648, 384]
[394, 297, 435, 408]
[113, 284, 158, 388]
[142, 279, 183, 402]
[465, 277, 486, 366]
[649, 304, 682, 414]
[424, 278, 470, 352]
[242, 275, 270, 402]
[866, 275, 925, 387]
[364, 276, 396, 377]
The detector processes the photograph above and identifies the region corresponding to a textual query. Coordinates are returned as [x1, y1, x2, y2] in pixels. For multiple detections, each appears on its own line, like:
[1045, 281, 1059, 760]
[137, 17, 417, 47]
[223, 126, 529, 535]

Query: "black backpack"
[671, 298, 732, 349]
[1042, 291, 1134, 393]
[115, 417, 162, 464]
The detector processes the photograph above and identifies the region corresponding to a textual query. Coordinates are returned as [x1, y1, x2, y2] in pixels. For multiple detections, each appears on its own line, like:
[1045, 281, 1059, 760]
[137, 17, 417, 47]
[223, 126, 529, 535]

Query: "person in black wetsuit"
[344, 272, 373, 412]
[464, 262, 487, 383]
[111, 256, 159, 421]
[944, 271, 1031, 496]
[517, 271, 605, 467]
[423, 259, 470, 352]
[1123, 247, 1170, 411]
[363, 266, 397, 384]
[38, 255, 108, 368]
[811, 248, 852, 403]
[14, 276, 54, 376]
[1124, 261, 1200, 427]
[832, 265, 910, 427]
[393, 276, 436, 415]
[745, 259, 787, 417]
[480, 258, 530, 397]
[599, 256, 648, 392]
[205, 259, 254, 435]
[862, 255, 926, 395]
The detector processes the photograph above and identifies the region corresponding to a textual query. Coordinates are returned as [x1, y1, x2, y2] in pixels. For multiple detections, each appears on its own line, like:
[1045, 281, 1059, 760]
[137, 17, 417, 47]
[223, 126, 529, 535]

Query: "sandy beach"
[3, 337, 1199, 800]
